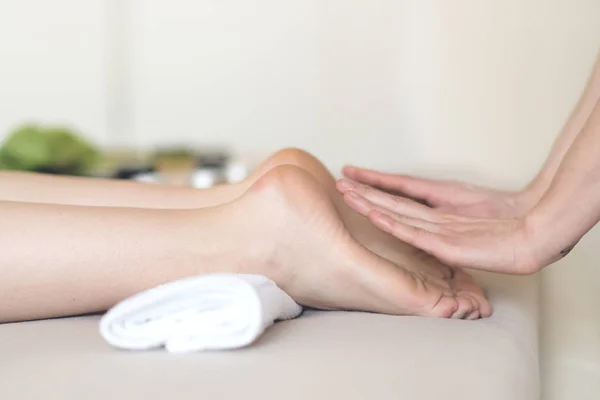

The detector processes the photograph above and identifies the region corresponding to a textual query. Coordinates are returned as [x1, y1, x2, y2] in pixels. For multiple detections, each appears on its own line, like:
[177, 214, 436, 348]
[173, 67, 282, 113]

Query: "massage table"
[0, 272, 539, 400]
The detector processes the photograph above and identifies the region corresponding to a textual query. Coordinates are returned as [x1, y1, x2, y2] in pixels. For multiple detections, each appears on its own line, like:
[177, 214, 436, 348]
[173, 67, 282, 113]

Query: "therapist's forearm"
[527, 98, 600, 267]
[526, 52, 600, 200]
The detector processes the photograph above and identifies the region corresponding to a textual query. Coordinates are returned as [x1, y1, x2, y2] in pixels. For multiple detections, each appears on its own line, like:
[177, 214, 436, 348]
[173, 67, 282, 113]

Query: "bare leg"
[0, 170, 236, 208]
[0, 166, 469, 323]
[0, 148, 491, 317]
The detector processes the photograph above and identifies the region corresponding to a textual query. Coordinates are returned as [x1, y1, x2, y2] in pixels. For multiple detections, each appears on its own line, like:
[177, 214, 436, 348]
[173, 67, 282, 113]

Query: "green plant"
[0, 124, 100, 174]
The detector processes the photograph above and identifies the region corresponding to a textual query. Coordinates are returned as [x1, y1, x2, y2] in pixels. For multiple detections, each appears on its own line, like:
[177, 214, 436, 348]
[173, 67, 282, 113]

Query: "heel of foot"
[250, 165, 330, 204]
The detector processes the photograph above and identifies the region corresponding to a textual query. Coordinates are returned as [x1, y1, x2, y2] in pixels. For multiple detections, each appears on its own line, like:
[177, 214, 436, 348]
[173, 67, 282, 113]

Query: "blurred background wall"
[0, 1, 599, 397]
[1, 1, 597, 182]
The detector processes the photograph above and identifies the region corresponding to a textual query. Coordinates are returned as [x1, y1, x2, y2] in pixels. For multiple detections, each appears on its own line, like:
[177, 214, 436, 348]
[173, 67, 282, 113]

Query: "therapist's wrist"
[522, 200, 584, 273]
[518, 180, 548, 210]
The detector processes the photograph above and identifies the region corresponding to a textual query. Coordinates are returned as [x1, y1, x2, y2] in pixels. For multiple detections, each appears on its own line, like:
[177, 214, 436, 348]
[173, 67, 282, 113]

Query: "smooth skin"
[0, 149, 491, 323]
[339, 51, 600, 274]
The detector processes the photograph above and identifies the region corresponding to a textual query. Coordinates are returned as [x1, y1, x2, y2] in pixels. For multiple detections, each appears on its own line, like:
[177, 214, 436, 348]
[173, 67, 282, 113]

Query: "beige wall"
[126, 1, 599, 185]
[0, 2, 599, 397]
[1, 1, 598, 185]
[0, 0, 108, 145]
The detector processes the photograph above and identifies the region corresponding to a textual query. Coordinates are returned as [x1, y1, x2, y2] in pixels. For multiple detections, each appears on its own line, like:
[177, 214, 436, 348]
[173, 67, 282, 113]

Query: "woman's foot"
[226, 165, 475, 317]
[250, 149, 492, 318]
[188, 148, 491, 317]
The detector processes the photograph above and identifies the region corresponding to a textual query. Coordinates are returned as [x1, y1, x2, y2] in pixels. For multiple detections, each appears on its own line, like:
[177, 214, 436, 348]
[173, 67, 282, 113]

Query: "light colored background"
[0, 1, 599, 398]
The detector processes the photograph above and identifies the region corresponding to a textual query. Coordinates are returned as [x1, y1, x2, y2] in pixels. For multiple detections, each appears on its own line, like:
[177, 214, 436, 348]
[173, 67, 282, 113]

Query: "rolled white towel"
[100, 274, 302, 353]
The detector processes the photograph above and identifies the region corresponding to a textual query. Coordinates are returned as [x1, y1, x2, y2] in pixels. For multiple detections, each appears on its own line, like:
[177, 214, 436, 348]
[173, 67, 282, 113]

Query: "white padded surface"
[0, 273, 539, 400]
[541, 228, 600, 400]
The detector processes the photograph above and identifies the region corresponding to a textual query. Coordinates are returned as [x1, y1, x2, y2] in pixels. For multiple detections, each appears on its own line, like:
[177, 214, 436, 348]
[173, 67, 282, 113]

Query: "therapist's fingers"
[344, 190, 449, 234]
[368, 210, 449, 235]
[367, 210, 459, 265]
[342, 166, 437, 204]
[343, 191, 379, 217]
[338, 179, 441, 221]
[339, 180, 444, 222]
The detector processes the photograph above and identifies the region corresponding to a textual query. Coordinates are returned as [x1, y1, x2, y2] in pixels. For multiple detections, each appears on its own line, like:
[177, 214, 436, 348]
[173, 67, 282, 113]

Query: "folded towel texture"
[100, 274, 302, 353]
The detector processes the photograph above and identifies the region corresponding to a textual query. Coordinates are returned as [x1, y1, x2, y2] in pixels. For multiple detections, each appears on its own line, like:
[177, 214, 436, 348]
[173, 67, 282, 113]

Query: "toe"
[479, 300, 493, 318]
[461, 293, 481, 317]
[452, 269, 493, 318]
[466, 309, 480, 320]
[451, 297, 474, 319]
[466, 289, 491, 318]
[428, 296, 459, 318]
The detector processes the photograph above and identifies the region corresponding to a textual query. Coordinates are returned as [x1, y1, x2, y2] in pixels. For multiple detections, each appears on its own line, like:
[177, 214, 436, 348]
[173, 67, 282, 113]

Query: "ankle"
[197, 185, 293, 284]
[176, 208, 253, 276]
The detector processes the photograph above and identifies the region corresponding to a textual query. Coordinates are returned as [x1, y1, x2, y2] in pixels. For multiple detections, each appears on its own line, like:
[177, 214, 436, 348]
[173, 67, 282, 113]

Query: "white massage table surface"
[0, 273, 539, 400]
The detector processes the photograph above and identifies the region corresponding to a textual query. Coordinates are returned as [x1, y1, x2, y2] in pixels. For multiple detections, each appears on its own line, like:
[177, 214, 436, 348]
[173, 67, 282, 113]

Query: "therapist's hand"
[336, 179, 544, 274]
[342, 166, 537, 219]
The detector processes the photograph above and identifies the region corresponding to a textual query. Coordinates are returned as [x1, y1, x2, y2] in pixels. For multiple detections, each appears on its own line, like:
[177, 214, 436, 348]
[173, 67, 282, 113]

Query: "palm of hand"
[426, 183, 525, 219]
[342, 187, 539, 273]
[340, 167, 541, 273]
[418, 213, 536, 273]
